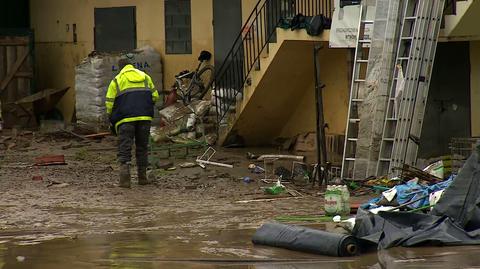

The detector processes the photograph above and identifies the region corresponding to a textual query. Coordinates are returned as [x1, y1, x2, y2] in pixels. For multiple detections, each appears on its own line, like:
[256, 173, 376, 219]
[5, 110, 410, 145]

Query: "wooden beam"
[0, 48, 29, 92]
[0, 42, 28, 46]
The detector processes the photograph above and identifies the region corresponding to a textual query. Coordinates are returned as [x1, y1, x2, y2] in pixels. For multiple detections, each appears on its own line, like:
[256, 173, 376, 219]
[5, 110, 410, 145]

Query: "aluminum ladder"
[377, 0, 445, 176]
[341, 2, 372, 181]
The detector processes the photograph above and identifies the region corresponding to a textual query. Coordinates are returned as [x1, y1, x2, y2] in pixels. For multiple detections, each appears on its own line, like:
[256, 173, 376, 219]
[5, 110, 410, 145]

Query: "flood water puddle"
[1, 228, 480, 268]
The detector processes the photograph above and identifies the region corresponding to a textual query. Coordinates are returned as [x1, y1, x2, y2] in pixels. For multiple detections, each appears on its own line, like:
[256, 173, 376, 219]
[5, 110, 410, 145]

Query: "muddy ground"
[2, 130, 480, 268]
[0, 130, 357, 242]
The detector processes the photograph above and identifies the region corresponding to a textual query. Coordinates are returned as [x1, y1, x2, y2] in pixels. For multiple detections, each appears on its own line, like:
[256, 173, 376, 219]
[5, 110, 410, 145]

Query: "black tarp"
[353, 145, 480, 249]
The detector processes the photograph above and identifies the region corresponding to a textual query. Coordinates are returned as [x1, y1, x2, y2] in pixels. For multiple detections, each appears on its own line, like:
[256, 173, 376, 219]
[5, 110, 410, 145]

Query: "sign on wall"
[329, 0, 374, 48]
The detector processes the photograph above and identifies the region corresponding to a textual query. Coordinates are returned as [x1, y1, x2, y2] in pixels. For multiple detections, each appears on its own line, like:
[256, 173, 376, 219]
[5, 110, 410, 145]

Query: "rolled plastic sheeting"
[252, 223, 358, 257]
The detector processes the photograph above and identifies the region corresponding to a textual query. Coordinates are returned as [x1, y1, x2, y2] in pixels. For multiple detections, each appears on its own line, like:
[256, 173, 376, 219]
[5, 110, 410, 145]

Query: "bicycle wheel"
[189, 65, 214, 101]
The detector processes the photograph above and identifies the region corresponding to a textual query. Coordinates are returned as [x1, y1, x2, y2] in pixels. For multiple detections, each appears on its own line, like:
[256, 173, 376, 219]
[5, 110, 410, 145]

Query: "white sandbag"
[75, 46, 163, 129]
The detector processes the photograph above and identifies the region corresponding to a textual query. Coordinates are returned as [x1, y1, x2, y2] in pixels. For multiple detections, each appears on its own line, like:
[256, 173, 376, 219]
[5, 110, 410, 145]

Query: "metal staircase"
[213, 0, 333, 127]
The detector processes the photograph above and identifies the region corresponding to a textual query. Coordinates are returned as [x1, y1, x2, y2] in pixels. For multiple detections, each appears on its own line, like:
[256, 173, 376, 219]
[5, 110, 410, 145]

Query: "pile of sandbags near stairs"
[75, 46, 163, 130]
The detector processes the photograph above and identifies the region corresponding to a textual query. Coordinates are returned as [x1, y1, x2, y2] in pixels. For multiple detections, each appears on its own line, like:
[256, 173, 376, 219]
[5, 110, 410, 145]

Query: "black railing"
[213, 0, 333, 126]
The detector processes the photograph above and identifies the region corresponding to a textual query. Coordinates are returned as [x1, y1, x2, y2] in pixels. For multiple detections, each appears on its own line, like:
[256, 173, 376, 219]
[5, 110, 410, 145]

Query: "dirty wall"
[30, 0, 258, 123]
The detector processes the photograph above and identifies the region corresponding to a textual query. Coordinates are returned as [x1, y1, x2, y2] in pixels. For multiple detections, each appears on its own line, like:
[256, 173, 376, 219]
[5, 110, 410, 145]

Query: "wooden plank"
[0, 48, 29, 92]
[0, 36, 29, 46]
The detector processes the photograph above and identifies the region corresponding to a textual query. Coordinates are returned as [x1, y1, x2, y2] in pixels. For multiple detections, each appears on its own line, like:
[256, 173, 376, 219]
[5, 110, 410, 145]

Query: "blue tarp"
[362, 176, 455, 210]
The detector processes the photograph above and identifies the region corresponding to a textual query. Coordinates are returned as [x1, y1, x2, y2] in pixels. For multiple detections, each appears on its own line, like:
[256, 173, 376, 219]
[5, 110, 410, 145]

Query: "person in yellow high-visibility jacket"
[106, 58, 159, 188]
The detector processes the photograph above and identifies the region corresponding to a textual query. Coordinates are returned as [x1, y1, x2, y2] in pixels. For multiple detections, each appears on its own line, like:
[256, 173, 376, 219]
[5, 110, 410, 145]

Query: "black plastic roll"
[252, 223, 359, 257]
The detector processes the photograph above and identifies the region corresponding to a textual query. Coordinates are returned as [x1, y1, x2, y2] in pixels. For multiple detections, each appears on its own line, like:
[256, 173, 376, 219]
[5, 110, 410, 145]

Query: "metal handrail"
[213, 0, 333, 126]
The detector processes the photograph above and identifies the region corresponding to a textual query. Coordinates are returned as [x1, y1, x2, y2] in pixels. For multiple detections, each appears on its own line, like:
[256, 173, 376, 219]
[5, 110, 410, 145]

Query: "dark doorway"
[0, 0, 29, 28]
[94, 7, 136, 52]
[418, 42, 471, 158]
[213, 0, 242, 73]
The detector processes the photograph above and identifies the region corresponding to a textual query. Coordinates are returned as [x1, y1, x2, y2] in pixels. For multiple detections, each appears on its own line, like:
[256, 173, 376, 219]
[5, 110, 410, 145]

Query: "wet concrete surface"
[2, 229, 480, 268]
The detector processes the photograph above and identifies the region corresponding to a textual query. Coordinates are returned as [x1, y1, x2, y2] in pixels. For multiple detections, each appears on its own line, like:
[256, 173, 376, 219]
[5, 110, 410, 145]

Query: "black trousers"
[118, 121, 151, 166]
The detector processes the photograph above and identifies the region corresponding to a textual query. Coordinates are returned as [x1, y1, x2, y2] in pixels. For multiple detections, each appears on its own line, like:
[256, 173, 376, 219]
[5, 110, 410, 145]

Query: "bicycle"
[173, 50, 214, 105]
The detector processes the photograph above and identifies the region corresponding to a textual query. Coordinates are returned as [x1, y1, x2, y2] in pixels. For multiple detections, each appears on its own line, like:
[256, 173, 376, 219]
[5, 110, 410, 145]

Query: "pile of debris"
[150, 100, 217, 145]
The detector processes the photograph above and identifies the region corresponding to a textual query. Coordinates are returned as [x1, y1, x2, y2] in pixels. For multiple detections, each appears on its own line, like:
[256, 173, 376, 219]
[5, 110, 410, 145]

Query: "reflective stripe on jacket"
[105, 65, 159, 132]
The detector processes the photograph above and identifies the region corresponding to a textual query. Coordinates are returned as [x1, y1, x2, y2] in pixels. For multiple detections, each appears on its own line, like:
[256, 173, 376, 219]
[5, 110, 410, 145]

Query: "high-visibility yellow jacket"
[105, 64, 159, 132]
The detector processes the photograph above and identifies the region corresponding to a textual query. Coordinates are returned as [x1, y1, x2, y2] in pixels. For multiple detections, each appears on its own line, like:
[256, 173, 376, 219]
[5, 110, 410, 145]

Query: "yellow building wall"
[30, 0, 254, 122]
[280, 47, 350, 137]
[470, 41, 480, 136]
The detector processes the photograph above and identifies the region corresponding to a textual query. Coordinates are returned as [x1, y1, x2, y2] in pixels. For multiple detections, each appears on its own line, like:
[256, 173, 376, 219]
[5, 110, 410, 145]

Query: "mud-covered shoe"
[137, 166, 149, 185]
[119, 164, 131, 188]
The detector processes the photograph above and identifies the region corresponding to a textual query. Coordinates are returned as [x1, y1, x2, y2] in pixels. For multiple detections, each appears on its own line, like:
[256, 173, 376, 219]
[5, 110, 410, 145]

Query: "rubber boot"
[119, 164, 131, 188]
[137, 166, 149, 185]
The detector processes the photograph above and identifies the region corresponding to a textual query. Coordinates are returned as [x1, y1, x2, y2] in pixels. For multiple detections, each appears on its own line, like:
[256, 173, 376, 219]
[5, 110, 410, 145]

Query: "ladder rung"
[345, 158, 356, 161]
[354, 79, 366, 83]
[401, 36, 413, 40]
[379, 158, 391, 162]
[349, 118, 360, 123]
[361, 20, 374, 24]
[383, 138, 394, 142]
[398, 57, 409, 61]
[389, 98, 396, 101]
[387, 118, 397, 121]
[347, 138, 358, 142]
[404, 16, 416, 20]
[352, 98, 364, 102]
[356, 59, 369, 63]
[359, 39, 371, 44]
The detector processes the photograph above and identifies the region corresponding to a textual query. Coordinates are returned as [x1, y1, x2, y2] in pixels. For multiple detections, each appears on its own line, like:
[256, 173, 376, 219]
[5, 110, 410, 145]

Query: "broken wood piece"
[84, 132, 110, 139]
[196, 159, 233, 168]
[257, 154, 305, 161]
[60, 128, 88, 141]
[34, 155, 66, 166]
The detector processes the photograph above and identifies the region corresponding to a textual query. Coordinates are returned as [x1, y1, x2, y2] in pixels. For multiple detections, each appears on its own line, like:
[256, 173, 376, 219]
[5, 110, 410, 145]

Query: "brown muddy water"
[1, 229, 480, 269]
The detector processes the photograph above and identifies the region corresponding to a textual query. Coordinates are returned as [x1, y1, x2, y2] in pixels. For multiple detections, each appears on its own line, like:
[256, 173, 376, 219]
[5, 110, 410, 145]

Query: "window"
[165, 0, 192, 54]
[94, 7, 136, 52]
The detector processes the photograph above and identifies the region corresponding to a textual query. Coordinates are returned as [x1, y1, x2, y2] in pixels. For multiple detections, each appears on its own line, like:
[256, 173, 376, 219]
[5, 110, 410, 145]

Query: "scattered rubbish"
[166, 167, 177, 171]
[252, 223, 358, 257]
[196, 147, 233, 168]
[248, 163, 265, 174]
[353, 151, 480, 249]
[293, 132, 317, 152]
[51, 183, 70, 188]
[46, 180, 66, 188]
[235, 196, 304, 204]
[332, 215, 342, 222]
[264, 178, 286, 195]
[32, 176, 43, 181]
[16, 256, 25, 262]
[34, 155, 67, 166]
[395, 163, 442, 184]
[362, 177, 453, 211]
[274, 166, 291, 180]
[246, 152, 258, 160]
[243, 176, 252, 184]
[61, 128, 89, 141]
[257, 154, 305, 162]
[275, 215, 336, 223]
[84, 132, 110, 139]
[325, 185, 350, 216]
[154, 161, 174, 170]
[179, 162, 197, 168]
